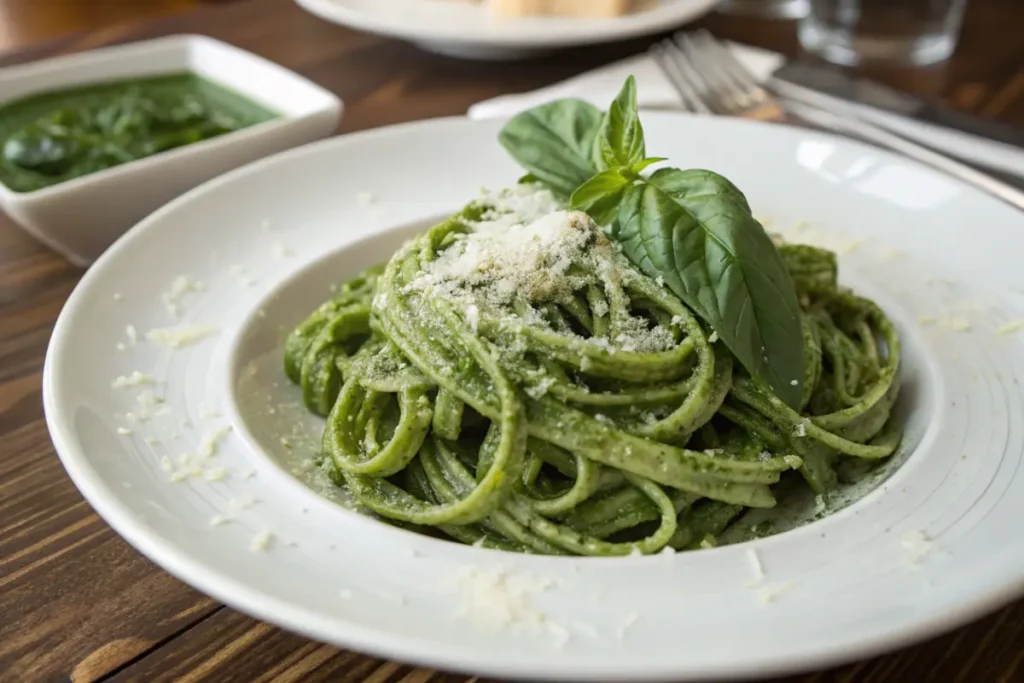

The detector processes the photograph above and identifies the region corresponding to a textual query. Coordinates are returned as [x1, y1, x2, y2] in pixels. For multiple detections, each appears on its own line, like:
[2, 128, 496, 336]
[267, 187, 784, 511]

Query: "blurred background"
[0, 0, 224, 51]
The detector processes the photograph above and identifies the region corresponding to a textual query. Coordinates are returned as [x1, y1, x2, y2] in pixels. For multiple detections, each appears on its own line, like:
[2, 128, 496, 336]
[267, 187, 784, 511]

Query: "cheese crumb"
[759, 581, 797, 604]
[996, 320, 1024, 336]
[111, 371, 154, 388]
[747, 548, 765, 585]
[146, 324, 218, 348]
[198, 425, 232, 458]
[249, 530, 274, 552]
[272, 241, 293, 258]
[902, 530, 937, 566]
[204, 467, 228, 482]
[126, 324, 138, 345]
[162, 275, 205, 317]
[452, 565, 556, 630]
[116, 427, 133, 435]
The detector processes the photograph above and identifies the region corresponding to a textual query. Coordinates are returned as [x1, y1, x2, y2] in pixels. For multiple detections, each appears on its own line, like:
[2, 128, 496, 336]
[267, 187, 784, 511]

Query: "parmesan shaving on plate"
[146, 324, 218, 348]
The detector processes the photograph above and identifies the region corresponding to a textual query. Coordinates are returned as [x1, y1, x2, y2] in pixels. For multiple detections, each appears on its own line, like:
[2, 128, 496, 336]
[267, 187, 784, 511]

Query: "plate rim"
[43, 113, 1024, 681]
[292, 0, 720, 49]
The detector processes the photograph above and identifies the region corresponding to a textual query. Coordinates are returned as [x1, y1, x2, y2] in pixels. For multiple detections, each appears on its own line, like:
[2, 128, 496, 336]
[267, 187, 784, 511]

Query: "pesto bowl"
[0, 35, 341, 266]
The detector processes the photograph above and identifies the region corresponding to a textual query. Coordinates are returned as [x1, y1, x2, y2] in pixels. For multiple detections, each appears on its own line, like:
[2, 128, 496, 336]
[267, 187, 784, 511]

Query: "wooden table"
[1, 1, 1022, 681]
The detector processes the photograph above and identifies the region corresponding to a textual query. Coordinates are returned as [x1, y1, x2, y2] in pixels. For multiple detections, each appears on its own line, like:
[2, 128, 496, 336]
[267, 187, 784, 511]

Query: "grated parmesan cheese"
[111, 371, 154, 388]
[272, 241, 293, 258]
[146, 324, 218, 348]
[162, 275, 205, 317]
[997, 320, 1024, 336]
[451, 565, 556, 631]
[758, 581, 797, 604]
[126, 324, 138, 345]
[198, 425, 232, 458]
[902, 529, 937, 566]
[249, 530, 274, 552]
[204, 467, 228, 482]
[117, 427, 133, 435]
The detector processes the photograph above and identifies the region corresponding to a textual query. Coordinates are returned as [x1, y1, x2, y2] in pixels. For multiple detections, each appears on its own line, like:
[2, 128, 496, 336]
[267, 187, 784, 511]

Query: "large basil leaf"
[498, 99, 604, 199]
[569, 169, 631, 226]
[597, 76, 646, 171]
[617, 168, 805, 408]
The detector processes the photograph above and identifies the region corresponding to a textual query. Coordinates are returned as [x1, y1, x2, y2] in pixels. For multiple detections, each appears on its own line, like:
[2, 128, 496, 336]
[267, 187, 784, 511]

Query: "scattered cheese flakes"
[996, 320, 1024, 336]
[145, 436, 158, 446]
[198, 425, 232, 458]
[116, 343, 126, 352]
[452, 565, 556, 630]
[117, 427, 133, 435]
[126, 324, 138, 345]
[759, 581, 797, 604]
[747, 548, 764, 585]
[272, 241, 293, 258]
[229, 495, 256, 512]
[111, 371, 154, 388]
[204, 467, 228, 482]
[789, 379, 798, 386]
[209, 514, 230, 527]
[465, 304, 480, 333]
[146, 324, 218, 348]
[249, 530, 274, 552]
[132, 391, 167, 421]
[708, 331, 719, 343]
[162, 275, 205, 317]
[902, 530, 937, 566]
[794, 422, 807, 437]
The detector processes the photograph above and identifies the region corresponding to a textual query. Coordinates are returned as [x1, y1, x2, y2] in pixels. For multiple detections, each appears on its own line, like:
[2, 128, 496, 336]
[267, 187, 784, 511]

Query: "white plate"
[293, 0, 720, 59]
[44, 114, 1024, 681]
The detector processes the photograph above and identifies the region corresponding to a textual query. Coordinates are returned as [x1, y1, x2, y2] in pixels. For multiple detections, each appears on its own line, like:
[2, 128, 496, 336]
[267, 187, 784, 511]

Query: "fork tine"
[673, 32, 751, 113]
[694, 30, 769, 100]
[651, 40, 713, 115]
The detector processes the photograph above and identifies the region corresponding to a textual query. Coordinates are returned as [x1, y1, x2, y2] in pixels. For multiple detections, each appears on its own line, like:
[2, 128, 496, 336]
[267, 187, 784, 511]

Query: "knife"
[769, 62, 1024, 180]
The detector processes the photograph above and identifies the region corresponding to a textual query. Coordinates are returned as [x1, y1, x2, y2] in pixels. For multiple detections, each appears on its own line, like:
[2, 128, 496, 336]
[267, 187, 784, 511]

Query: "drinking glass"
[717, 0, 809, 19]
[799, 0, 969, 66]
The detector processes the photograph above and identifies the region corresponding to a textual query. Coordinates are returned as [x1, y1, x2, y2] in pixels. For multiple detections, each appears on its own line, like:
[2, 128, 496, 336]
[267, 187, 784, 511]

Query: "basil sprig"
[498, 76, 805, 409]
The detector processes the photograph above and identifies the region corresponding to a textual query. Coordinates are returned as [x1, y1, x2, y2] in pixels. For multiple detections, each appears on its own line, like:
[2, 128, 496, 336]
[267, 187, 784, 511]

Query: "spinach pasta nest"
[284, 183, 902, 556]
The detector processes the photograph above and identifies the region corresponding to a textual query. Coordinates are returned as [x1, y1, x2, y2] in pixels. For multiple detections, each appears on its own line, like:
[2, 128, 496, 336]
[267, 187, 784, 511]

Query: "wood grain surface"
[1, 0, 1023, 681]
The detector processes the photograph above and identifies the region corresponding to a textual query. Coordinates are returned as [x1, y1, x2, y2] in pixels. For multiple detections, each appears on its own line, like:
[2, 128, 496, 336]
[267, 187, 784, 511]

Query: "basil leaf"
[569, 169, 632, 226]
[630, 157, 666, 175]
[498, 99, 605, 199]
[597, 75, 646, 171]
[617, 168, 805, 408]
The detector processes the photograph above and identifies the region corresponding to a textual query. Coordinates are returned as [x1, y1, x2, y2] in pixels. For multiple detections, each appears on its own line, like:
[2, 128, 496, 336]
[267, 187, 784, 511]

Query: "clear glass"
[716, 0, 809, 19]
[799, 0, 968, 67]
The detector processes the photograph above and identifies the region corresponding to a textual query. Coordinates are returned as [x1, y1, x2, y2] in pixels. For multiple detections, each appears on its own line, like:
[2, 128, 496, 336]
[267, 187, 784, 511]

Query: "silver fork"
[651, 30, 1024, 212]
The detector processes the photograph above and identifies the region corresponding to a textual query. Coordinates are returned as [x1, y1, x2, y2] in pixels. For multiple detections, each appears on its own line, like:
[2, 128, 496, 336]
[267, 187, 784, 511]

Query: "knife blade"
[768, 63, 1024, 179]
[772, 63, 1024, 149]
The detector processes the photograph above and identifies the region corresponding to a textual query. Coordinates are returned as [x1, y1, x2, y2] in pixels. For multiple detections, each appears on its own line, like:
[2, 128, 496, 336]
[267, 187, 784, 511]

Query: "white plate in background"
[44, 114, 1024, 681]
[293, 0, 720, 59]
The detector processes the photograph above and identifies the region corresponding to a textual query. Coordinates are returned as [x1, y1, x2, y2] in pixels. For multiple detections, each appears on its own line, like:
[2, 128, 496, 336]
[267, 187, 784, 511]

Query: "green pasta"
[285, 188, 902, 556]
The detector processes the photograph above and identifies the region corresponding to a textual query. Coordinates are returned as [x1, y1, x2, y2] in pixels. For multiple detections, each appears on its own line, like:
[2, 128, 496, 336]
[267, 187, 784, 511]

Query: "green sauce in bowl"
[0, 73, 279, 193]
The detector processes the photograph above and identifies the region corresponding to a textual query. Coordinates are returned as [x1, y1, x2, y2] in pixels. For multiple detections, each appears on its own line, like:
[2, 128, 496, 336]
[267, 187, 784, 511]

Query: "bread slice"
[490, 0, 645, 18]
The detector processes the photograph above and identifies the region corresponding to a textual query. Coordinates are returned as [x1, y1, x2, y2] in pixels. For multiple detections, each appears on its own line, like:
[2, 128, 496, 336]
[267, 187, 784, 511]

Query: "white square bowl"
[0, 34, 343, 266]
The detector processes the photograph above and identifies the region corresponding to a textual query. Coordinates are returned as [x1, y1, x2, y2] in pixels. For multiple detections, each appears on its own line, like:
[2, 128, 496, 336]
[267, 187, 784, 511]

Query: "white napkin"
[468, 44, 782, 120]
[468, 45, 1024, 179]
